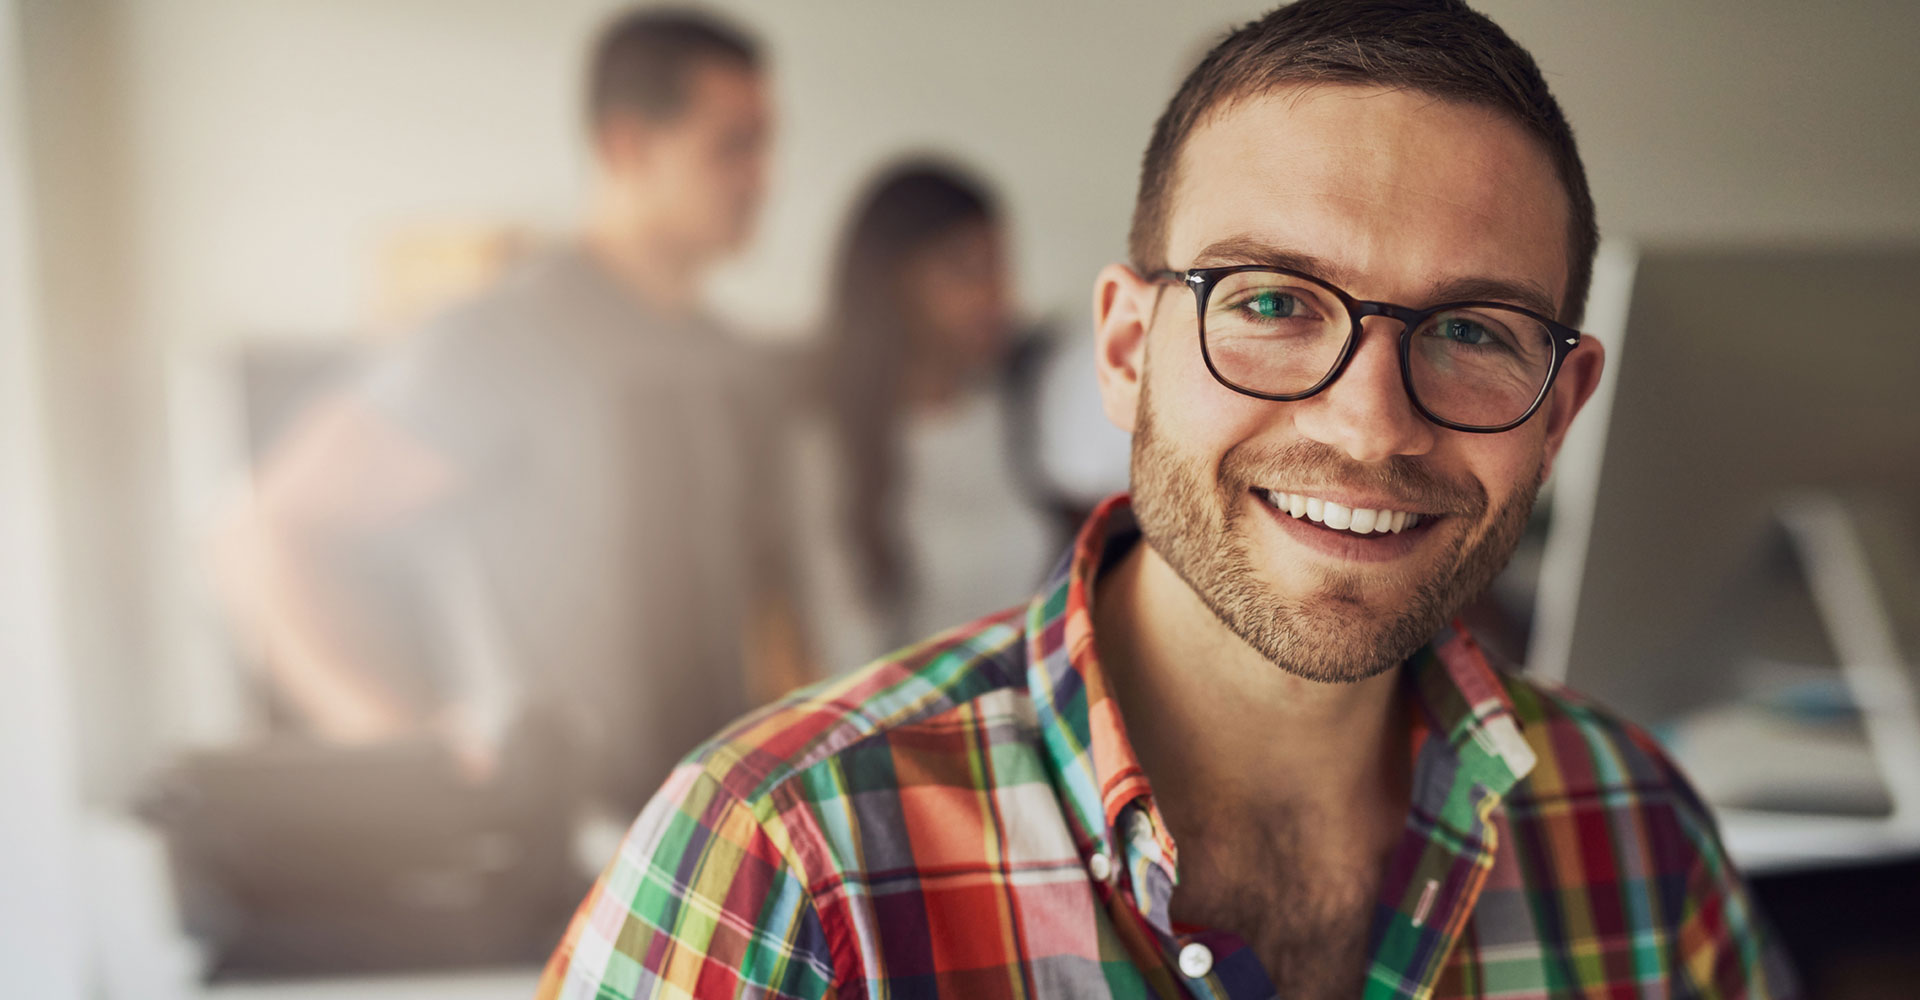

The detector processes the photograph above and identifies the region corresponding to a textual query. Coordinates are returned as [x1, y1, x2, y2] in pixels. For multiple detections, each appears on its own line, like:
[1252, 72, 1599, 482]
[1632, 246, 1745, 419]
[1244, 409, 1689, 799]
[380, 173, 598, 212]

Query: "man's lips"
[1250, 487, 1442, 562]
[1252, 487, 1441, 535]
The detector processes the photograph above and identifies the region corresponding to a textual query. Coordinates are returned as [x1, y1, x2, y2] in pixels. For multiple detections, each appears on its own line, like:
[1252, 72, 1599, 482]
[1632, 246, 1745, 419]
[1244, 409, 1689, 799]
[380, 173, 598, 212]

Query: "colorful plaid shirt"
[539, 495, 1796, 999]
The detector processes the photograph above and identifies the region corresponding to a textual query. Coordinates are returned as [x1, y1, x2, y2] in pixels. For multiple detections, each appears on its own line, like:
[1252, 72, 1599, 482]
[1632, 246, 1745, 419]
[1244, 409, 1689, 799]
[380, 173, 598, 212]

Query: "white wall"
[1491, 1, 1920, 245]
[22, 0, 1920, 796]
[102, 0, 1920, 357]
[1, 0, 88, 994]
[104, 0, 1262, 349]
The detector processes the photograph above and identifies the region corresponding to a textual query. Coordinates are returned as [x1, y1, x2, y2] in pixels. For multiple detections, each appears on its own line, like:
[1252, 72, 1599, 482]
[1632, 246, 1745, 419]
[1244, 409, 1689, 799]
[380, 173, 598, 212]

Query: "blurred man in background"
[220, 6, 801, 818]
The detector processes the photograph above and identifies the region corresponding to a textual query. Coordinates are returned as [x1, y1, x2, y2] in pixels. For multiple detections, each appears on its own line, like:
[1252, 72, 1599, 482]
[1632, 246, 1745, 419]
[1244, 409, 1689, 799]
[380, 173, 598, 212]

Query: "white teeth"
[1261, 489, 1427, 538]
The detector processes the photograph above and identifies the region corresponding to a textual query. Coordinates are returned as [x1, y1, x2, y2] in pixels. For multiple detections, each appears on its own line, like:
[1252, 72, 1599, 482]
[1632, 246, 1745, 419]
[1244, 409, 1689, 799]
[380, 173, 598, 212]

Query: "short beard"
[1128, 379, 1540, 684]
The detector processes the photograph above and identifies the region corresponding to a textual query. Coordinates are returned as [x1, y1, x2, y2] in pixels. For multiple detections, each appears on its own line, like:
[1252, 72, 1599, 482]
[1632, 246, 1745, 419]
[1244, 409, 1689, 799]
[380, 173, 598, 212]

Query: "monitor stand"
[1719, 491, 1920, 873]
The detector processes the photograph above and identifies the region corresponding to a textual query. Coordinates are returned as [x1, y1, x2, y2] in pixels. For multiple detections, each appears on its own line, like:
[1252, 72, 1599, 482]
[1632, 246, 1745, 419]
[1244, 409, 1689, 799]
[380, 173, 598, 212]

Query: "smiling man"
[538, 2, 1795, 998]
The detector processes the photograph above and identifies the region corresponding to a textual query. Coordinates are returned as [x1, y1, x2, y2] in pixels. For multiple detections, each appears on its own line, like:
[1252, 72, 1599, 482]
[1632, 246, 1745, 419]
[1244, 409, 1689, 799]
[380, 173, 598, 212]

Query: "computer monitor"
[1526, 243, 1920, 869]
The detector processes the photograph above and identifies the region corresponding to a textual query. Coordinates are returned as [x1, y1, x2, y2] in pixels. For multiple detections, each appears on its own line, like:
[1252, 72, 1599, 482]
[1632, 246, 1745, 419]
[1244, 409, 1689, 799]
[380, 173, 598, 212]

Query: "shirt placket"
[1105, 800, 1277, 1000]
[1081, 646, 1534, 1000]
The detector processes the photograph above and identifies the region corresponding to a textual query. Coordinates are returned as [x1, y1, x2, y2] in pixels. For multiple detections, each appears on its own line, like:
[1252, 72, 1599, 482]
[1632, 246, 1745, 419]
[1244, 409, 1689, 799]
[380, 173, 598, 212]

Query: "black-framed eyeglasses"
[1150, 265, 1585, 433]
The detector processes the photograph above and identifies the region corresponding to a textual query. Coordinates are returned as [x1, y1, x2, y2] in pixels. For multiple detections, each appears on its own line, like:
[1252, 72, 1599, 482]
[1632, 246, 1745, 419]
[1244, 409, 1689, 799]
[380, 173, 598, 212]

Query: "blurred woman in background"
[797, 159, 1064, 674]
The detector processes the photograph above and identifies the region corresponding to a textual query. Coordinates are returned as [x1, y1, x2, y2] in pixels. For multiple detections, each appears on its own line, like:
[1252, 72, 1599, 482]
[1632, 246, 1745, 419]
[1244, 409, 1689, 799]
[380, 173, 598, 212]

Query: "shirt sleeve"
[536, 764, 839, 1000]
[1657, 756, 1801, 999]
[1671, 839, 1799, 999]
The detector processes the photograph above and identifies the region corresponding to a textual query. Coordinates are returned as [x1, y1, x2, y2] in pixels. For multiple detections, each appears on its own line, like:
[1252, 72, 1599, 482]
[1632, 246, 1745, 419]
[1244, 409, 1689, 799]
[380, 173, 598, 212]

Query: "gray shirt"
[359, 245, 790, 810]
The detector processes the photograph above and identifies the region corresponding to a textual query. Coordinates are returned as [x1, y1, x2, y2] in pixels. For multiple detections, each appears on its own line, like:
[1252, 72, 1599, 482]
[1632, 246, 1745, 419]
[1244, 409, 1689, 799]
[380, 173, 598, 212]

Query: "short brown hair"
[1129, 0, 1599, 325]
[586, 6, 761, 131]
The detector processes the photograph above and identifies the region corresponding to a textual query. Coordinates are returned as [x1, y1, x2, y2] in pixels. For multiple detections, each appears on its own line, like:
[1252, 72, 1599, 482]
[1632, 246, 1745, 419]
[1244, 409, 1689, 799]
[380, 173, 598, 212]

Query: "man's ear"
[1536, 335, 1606, 483]
[1093, 263, 1158, 433]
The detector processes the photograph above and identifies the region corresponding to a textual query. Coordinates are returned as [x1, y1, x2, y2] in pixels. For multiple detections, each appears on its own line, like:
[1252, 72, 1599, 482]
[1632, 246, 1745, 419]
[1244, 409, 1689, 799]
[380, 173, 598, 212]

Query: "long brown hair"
[821, 160, 998, 613]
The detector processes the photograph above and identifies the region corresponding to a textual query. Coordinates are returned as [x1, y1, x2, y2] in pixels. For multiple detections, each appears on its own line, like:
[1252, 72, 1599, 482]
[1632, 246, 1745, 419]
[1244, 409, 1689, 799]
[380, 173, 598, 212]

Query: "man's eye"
[1243, 291, 1300, 319]
[1439, 317, 1494, 345]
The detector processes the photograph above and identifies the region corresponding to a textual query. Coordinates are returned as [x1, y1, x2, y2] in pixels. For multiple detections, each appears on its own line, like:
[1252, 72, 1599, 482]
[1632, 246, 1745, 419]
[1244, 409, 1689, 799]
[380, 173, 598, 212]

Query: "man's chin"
[1211, 512, 1472, 679]
[1270, 594, 1436, 681]
[1223, 580, 1437, 683]
[1218, 498, 1527, 682]
[1135, 508, 1458, 683]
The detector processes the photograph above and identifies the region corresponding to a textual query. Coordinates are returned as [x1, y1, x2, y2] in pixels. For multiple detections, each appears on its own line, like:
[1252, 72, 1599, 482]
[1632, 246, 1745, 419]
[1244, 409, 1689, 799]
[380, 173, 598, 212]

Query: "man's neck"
[1092, 540, 1409, 823]
[582, 215, 705, 320]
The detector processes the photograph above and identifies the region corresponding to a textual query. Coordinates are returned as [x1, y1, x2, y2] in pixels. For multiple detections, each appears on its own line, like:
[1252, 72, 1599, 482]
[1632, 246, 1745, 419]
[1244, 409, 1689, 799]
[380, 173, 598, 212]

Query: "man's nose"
[1289, 318, 1436, 463]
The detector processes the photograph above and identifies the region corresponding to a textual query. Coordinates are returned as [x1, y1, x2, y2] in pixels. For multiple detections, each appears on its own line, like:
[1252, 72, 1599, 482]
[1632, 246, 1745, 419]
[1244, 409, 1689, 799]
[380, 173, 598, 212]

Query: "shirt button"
[1178, 941, 1214, 978]
[1086, 851, 1112, 883]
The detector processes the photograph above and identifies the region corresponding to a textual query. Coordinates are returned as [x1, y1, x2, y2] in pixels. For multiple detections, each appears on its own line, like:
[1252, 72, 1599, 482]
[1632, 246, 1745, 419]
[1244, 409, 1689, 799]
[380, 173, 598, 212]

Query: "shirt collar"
[1026, 494, 1149, 861]
[1025, 493, 1538, 861]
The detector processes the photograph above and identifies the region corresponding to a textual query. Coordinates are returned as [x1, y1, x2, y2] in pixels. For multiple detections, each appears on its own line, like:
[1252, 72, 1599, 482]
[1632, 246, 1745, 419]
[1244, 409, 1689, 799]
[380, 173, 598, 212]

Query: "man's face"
[601, 61, 771, 257]
[1095, 84, 1603, 683]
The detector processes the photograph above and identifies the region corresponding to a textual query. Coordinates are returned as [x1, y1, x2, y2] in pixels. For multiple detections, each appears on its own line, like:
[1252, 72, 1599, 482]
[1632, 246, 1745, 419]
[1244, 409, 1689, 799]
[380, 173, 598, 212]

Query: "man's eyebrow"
[1425, 276, 1561, 321]
[1185, 235, 1562, 320]
[1189, 236, 1343, 280]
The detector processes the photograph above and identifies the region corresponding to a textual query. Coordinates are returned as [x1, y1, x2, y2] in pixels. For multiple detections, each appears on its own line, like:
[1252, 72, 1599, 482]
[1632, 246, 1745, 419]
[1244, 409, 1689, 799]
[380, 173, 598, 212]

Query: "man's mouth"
[1253, 488, 1430, 537]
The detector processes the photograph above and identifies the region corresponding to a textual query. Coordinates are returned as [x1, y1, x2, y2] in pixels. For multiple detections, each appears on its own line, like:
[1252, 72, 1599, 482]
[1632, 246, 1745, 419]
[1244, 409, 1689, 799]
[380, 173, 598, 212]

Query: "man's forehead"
[689, 60, 766, 105]
[1162, 83, 1571, 314]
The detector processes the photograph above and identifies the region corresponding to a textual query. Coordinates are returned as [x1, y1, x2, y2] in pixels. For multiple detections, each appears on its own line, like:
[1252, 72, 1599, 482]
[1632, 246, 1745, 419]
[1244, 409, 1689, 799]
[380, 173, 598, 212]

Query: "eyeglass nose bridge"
[1315, 299, 1431, 423]
[1347, 298, 1431, 332]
